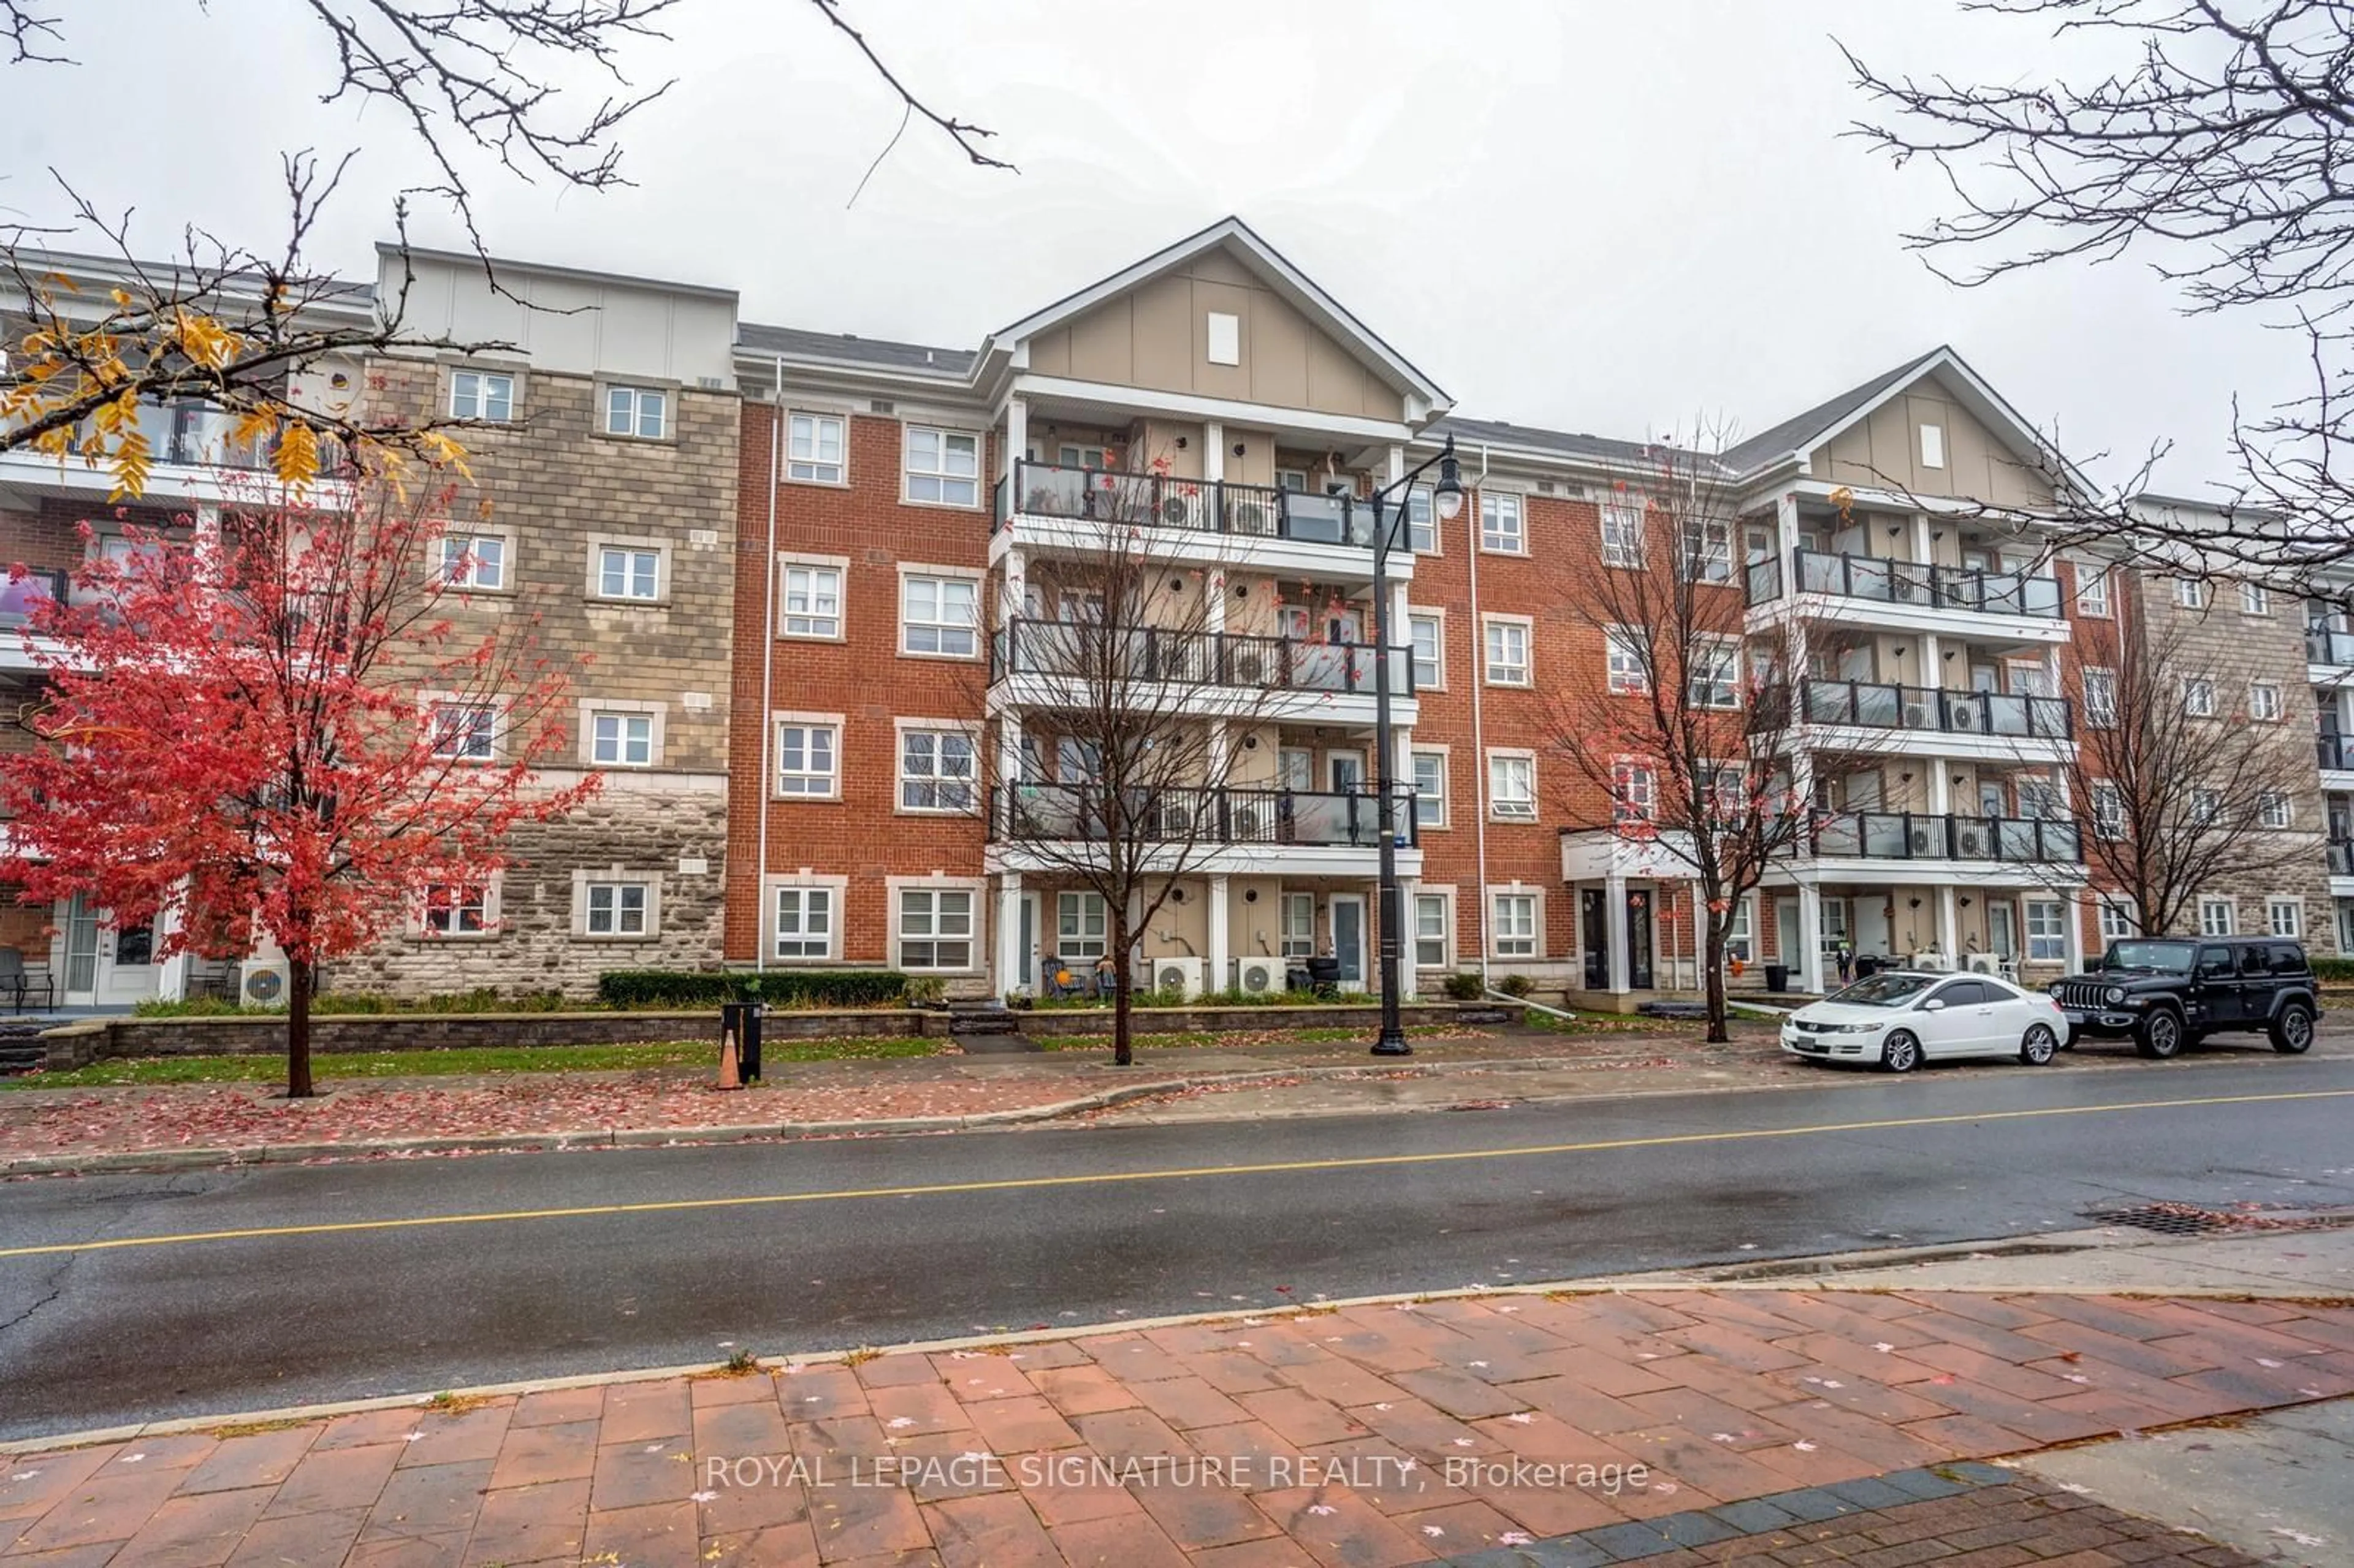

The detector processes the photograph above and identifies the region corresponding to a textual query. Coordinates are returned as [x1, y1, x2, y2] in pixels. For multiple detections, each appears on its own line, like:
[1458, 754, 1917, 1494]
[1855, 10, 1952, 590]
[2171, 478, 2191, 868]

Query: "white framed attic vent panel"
[1205, 311, 1241, 367]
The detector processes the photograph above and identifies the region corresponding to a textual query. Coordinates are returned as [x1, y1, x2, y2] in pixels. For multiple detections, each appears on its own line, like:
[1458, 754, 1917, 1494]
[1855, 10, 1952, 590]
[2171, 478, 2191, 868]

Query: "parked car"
[1781, 970, 2070, 1072]
[2046, 938, 2318, 1058]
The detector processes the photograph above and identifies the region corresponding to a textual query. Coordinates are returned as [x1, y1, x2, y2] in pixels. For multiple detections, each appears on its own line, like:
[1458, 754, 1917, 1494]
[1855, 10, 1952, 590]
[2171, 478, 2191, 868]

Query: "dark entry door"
[1580, 890, 1607, 989]
[1626, 889, 1655, 989]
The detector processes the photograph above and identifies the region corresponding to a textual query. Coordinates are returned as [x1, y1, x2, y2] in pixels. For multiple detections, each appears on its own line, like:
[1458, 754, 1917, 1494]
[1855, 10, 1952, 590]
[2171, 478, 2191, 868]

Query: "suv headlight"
[2104, 986, 2125, 1005]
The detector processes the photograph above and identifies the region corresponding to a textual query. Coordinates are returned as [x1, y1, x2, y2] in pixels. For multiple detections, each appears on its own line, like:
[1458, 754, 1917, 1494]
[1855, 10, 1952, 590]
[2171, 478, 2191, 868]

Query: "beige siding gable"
[1810, 371, 2053, 506]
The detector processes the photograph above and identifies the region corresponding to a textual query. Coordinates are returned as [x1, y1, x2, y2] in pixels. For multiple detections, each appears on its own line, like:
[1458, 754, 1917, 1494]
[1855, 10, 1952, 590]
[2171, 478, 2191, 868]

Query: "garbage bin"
[1764, 962, 1790, 994]
[1853, 954, 1880, 981]
[720, 1000, 763, 1081]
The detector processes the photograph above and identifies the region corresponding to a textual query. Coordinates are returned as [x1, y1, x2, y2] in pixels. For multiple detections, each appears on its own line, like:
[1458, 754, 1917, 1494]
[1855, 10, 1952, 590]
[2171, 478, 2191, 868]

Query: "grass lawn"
[2, 1036, 942, 1089]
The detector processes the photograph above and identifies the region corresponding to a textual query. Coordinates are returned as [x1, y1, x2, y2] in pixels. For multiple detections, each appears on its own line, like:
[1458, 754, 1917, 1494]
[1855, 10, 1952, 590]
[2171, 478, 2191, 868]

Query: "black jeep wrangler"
[2047, 937, 2318, 1058]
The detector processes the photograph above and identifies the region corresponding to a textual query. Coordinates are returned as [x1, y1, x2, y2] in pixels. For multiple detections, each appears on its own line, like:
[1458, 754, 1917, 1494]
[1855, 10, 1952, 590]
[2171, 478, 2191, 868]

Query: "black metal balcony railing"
[989, 783, 1419, 850]
[0, 567, 67, 627]
[996, 460, 1401, 550]
[2328, 839, 2354, 875]
[991, 618, 1413, 698]
[1811, 810, 2084, 864]
[1792, 679, 2073, 740]
[1748, 547, 2064, 619]
[2309, 628, 2354, 666]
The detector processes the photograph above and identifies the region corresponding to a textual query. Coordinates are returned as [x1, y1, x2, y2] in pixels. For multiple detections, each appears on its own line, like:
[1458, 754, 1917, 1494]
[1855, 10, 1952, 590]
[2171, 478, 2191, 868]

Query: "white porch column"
[2065, 889, 2087, 973]
[1004, 397, 1027, 485]
[1796, 883, 1824, 994]
[154, 893, 189, 1003]
[1206, 874, 1230, 993]
[997, 710, 1024, 837]
[1397, 877, 1419, 999]
[996, 873, 1026, 997]
[1604, 873, 1630, 994]
[999, 546, 1027, 627]
[1203, 422, 1224, 482]
[1937, 886, 1959, 963]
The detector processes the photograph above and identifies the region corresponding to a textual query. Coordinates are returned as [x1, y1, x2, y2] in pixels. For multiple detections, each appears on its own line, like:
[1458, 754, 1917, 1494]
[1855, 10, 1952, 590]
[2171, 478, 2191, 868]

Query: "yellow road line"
[7, 1086, 2351, 1261]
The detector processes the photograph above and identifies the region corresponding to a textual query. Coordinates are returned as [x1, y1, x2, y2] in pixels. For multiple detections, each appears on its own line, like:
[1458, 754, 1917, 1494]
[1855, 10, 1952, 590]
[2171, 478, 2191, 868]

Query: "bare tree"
[1845, 1, 2354, 597]
[2054, 581, 2322, 939]
[993, 468, 1322, 1066]
[1545, 440, 1811, 1042]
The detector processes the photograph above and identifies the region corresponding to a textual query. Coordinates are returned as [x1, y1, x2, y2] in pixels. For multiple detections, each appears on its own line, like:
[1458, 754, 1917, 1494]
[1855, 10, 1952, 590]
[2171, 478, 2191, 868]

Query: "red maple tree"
[0, 480, 595, 1096]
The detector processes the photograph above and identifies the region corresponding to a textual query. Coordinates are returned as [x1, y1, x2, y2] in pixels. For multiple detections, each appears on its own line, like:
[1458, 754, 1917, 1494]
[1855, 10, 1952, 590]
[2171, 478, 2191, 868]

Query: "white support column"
[1797, 883, 1824, 994]
[1604, 874, 1630, 994]
[997, 710, 1024, 838]
[1397, 877, 1419, 999]
[1206, 874, 1230, 994]
[154, 889, 189, 1003]
[1927, 759, 1951, 818]
[1000, 546, 1027, 628]
[996, 873, 1026, 998]
[1004, 397, 1027, 484]
[2065, 889, 2087, 974]
[1910, 511, 1933, 565]
[1937, 886, 1959, 964]
[1203, 422, 1224, 482]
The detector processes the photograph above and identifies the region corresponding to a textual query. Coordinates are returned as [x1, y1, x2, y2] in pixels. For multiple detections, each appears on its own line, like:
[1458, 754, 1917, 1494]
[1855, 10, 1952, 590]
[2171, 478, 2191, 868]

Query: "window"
[1484, 617, 1531, 686]
[1605, 628, 1648, 695]
[2082, 668, 2117, 728]
[1205, 311, 1241, 366]
[905, 425, 981, 506]
[902, 573, 980, 657]
[1600, 501, 1644, 568]
[787, 413, 846, 484]
[1279, 892, 1315, 959]
[2025, 899, 2066, 962]
[1057, 891, 1108, 958]
[449, 370, 513, 422]
[2099, 898, 2138, 941]
[590, 712, 653, 767]
[1489, 753, 1536, 820]
[429, 702, 495, 761]
[1919, 423, 1946, 470]
[2183, 677, 2216, 718]
[1480, 492, 1524, 553]
[775, 721, 839, 797]
[1408, 613, 1443, 689]
[780, 561, 843, 639]
[1406, 489, 1436, 554]
[1612, 760, 1657, 824]
[2076, 566, 2109, 617]
[1492, 892, 1538, 958]
[1686, 641, 1740, 709]
[774, 886, 834, 960]
[1412, 750, 1447, 828]
[1724, 897, 1753, 964]
[436, 532, 506, 591]
[2270, 897, 2304, 938]
[596, 546, 661, 601]
[900, 727, 975, 812]
[1680, 519, 1731, 584]
[1699, 762, 1748, 819]
[2092, 780, 2125, 841]
[604, 385, 668, 439]
[584, 881, 650, 937]
[2019, 777, 2065, 821]
[2190, 787, 2222, 825]
[422, 885, 490, 936]
[897, 888, 975, 969]
[2200, 897, 2236, 937]
[1414, 892, 1450, 969]
[2241, 581, 2271, 616]
[2249, 681, 2284, 721]
[2260, 790, 2293, 829]
[1275, 468, 1309, 493]
[2174, 577, 2206, 609]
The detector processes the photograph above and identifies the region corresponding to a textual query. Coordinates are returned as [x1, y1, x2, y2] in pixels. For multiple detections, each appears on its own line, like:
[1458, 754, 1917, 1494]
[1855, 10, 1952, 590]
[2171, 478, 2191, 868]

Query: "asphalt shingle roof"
[736, 321, 975, 378]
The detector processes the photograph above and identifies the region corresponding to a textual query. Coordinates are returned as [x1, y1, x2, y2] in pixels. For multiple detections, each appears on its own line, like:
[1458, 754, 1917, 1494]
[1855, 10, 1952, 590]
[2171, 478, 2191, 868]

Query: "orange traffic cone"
[717, 1024, 743, 1090]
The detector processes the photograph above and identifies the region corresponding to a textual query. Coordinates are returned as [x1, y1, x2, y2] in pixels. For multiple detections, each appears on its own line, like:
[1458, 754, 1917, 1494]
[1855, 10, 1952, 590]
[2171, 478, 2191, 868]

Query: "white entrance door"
[1328, 750, 1366, 794]
[59, 894, 160, 1007]
[1018, 892, 1043, 994]
[1330, 894, 1367, 991]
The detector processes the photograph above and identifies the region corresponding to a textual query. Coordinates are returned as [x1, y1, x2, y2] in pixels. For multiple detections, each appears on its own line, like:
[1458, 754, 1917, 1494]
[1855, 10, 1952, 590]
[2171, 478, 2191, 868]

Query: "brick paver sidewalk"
[6, 1288, 2350, 1567]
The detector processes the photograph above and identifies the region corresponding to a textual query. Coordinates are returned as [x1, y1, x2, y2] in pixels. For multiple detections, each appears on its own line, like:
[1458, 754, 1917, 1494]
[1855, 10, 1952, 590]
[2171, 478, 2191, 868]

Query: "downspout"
[1468, 443, 1491, 987]
[753, 357, 783, 971]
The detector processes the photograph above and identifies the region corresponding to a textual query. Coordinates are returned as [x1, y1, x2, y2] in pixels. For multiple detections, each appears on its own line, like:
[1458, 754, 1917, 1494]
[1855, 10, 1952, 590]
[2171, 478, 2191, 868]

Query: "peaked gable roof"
[1718, 348, 1946, 474]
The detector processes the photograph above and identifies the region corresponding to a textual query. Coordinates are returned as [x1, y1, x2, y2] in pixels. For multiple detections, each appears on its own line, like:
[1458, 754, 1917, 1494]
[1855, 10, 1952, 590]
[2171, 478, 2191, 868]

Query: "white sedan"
[1780, 970, 2070, 1071]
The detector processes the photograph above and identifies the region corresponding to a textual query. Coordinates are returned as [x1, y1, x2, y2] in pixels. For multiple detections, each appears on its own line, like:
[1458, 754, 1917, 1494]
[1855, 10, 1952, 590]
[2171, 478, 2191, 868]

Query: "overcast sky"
[0, 1, 2293, 495]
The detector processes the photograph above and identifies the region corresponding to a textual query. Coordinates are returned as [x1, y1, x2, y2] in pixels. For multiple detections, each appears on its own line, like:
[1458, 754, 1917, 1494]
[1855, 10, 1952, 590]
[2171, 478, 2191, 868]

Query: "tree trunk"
[1111, 914, 1133, 1067]
[1702, 918, 1729, 1045]
[286, 957, 315, 1098]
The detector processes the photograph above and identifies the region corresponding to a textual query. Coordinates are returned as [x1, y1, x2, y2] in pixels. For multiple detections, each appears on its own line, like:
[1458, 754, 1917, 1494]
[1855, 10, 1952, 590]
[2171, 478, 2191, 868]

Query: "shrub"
[134, 987, 585, 1018]
[594, 969, 908, 1010]
[1496, 973, 1537, 999]
[2312, 956, 2354, 984]
[1442, 972, 1485, 1000]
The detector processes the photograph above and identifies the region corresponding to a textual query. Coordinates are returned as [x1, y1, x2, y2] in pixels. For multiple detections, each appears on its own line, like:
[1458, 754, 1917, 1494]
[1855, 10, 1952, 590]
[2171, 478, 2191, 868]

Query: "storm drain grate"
[2083, 1201, 2339, 1236]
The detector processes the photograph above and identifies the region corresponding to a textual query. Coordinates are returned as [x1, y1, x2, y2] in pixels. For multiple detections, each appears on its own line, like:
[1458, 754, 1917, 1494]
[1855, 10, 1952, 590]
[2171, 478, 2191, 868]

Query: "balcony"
[2329, 839, 2354, 876]
[1, 398, 349, 502]
[1748, 549, 2066, 636]
[990, 618, 1413, 725]
[986, 782, 1420, 876]
[1810, 810, 2084, 866]
[2322, 734, 2354, 775]
[2309, 628, 2354, 668]
[1790, 678, 2073, 747]
[993, 462, 1402, 580]
[0, 568, 67, 628]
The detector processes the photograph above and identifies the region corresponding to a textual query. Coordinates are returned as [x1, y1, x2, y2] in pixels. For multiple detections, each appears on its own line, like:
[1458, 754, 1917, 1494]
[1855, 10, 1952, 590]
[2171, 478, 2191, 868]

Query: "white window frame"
[2241, 581, 2271, 616]
[2025, 899, 2066, 962]
[579, 875, 657, 940]
[2098, 897, 2138, 942]
[2190, 786, 2223, 826]
[2269, 897, 2304, 938]
[603, 384, 669, 440]
[1406, 488, 1439, 555]
[1605, 627, 1649, 695]
[2091, 780, 2126, 842]
[1479, 491, 1525, 554]
[1686, 639, 1740, 709]
[1414, 888, 1455, 970]
[787, 411, 848, 485]
[899, 565, 983, 660]
[1680, 517, 1732, 584]
[903, 424, 983, 508]
[2174, 577, 2206, 609]
[449, 368, 516, 423]
[777, 552, 847, 641]
[1483, 614, 1533, 687]
[1407, 609, 1444, 690]
[2082, 667, 2117, 729]
[772, 710, 843, 801]
[419, 880, 497, 939]
[2199, 896, 2237, 937]
[1488, 750, 1537, 822]
[769, 874, 845, 963]
[1411, 747, 1450, 830]
[587, 707, 657, 768]
[435, 528, 511, 592]
[426, 698, 498, 763]
[891, 879, 983, 972]
[588, 538, 666, 604]
[1612, 758, 1658, 825]
[2249, 681, 2284, 722]
[1205, 311, 1241, 367]
[1490, 888, 1541, 959]
[1057, 890, 1110, 959]
[2183, 676, 2217, 718]
[1724, 894, 1755, 965]
[1599, 500, 1645, 569]
[897, 720, 979, 814]
[1919, 422, 1946, 470]
[2074, 566, 2111, 618]
[1279, 891, 1316, 959]
[2259, 790, 2293, 829]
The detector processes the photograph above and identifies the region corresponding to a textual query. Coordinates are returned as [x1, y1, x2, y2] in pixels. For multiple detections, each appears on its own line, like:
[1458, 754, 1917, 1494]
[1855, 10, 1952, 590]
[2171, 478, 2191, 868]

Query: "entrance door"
[1330, 894, 1366, 991]
[59, 894, 159, 1007]
[1987, 902, 2016, 961]
[1581, 889, 1608, 988]
[1328, 750, 1366, 794]
[1625, 888, 1655, 990]
[1018, 892, 1042, 994]
[61, 894, 99, 1004]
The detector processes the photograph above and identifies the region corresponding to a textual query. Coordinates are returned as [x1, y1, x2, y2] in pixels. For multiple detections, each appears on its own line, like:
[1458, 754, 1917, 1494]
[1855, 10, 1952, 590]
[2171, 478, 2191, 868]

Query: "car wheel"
[2271, 1002, 2316, 1055]
[2019, 1023, 2059, 1065]
[1881, 1031, 1922, 1073]
[2136, 1008, 2185, 1059]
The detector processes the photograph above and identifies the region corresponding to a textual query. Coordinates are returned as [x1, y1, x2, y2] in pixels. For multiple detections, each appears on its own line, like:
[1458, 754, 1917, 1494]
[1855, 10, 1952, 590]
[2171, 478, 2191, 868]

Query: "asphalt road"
[4, 1052, 2353, 1441]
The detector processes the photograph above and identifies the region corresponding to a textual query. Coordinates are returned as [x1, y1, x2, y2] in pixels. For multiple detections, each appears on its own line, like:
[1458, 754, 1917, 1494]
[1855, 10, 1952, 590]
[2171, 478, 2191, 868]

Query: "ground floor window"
[1819, 897, 1848, 958]
[1278, 892, 1316, 959]
[423, 885, 489, 936]
[2098, 897, 2137, 942]
[1492, 892, 1537, 958]
[2025, 899, 2067, 962]
[1723, 896, 1753, 964]
[2200, 897, 2236, 937]
[898, 888, 975, 970]
[1057, 891, 1107, 957]
[585, 881, 649, 936]
[1414, 892, 1449, 969]
[2269, 897, 2303, 938]
[775, 887, 833, 960]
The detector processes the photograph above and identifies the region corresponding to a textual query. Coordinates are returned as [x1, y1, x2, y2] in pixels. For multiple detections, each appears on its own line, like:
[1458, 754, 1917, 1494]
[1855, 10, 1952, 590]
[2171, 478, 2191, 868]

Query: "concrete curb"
[9, 1237, 2351, 1456]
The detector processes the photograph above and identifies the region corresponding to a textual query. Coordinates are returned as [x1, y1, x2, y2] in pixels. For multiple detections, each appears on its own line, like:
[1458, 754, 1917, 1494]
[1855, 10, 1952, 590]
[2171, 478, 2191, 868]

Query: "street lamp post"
[1368, 436, 1465, 1057]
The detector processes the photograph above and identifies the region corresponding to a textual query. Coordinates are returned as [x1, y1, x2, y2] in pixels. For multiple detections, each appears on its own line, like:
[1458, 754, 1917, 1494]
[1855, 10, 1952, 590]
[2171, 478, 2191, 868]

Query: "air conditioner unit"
[1157, 490, 1204, 530]
[1946, 699, 1983, 733]
[1230, 801, 1269, 840]
[1900, 696, 1933, 729]
[1235, 957, 1285, 995]
[1230, 499, 1274, 536]
[240, 961, 292, 1008]
[1231, 649, 1268, 684]
[1964, 953, 2001, 975]
[1151, 957, 1205, 999]
[1955, 824, 1989, 856]
[1910, 824, 1938, 855]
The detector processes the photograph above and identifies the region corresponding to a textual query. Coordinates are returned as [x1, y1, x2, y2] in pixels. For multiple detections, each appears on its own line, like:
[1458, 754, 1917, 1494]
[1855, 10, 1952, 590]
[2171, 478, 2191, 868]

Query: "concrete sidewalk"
[8, 1263, 2352, 1567]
